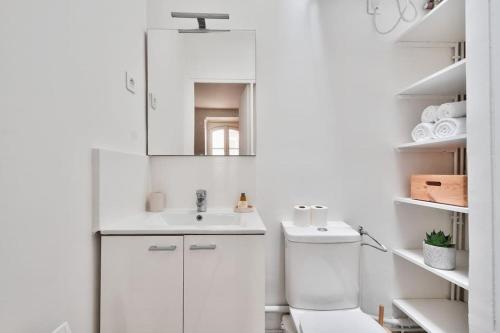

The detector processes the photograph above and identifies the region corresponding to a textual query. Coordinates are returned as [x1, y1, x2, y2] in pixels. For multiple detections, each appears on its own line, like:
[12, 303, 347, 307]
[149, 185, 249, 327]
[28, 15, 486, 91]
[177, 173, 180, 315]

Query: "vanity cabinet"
[100, 235, 264, 333]
[184, 235, 265, 333]
[100, 236, 184, 333]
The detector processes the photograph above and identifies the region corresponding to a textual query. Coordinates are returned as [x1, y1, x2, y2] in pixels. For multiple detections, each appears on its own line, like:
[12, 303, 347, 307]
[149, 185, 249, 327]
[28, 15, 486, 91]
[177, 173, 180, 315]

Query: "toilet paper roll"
[311, 205, 328, 226]
[148, 192, 165, 212]
[293, 205, 311, 227]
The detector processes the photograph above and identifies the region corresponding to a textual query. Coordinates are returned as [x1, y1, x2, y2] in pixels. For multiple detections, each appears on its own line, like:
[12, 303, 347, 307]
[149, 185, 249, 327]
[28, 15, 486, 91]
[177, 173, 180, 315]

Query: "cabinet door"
[184, 235, 265, 333]
[101, 236, 183, 333]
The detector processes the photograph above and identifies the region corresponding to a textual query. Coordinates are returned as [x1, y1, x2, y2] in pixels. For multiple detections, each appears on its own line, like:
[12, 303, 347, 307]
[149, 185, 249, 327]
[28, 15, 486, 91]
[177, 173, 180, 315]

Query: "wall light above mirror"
[147, 29, 256, 156]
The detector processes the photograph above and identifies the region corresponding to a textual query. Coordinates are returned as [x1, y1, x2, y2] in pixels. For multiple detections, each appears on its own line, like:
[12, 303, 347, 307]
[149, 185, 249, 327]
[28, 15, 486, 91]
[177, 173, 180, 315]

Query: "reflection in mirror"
[194, 83, 255, 156]
[147, 30, 256, 156]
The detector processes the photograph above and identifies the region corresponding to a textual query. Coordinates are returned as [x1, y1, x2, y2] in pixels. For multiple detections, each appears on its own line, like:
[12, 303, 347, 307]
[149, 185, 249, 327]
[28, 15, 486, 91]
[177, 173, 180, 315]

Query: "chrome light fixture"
[171, 12, 230, 33]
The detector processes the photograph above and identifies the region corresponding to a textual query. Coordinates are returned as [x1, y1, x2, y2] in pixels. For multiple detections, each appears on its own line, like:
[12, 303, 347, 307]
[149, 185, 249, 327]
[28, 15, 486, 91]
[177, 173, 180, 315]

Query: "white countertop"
[98, 208, 266, 235]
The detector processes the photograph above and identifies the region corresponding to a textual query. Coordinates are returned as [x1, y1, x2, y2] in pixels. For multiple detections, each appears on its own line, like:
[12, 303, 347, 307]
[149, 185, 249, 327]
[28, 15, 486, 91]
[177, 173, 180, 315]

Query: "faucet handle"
[196, 189, 207, 197]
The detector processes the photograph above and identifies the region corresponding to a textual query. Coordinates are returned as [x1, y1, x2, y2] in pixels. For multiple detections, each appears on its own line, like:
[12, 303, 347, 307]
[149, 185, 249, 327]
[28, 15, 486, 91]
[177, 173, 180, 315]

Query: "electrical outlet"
[126, 71, 136, 94]
[367, 0, 382, 14]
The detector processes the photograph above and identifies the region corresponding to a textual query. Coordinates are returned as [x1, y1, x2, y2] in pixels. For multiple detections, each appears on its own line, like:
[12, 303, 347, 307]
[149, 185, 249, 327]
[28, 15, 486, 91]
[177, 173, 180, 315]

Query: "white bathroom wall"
[94, 149, 151, 230]
[151, 157, 256, 208]
[466, 0, 497, 331]
[317, 1, 455, 317]
[0, 0, 147, 332]
[148, 0, 454, 324]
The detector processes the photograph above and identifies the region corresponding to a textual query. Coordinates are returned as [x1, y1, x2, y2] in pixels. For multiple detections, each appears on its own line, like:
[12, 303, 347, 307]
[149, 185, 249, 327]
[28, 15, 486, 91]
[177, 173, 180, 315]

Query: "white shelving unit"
[397, 0, 465, 43]
[394, 197, 469, 214]
[393, 249, 469, 289]
[394, 2, 468, 331]
[393, 299, 468, 333]
[398, 59, 466, 96]
[396, 135, 466, 152]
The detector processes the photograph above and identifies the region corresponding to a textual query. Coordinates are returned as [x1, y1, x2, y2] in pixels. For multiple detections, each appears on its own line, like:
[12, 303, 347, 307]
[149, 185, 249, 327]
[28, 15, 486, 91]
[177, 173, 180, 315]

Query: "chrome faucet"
[196, 189, 207, 212]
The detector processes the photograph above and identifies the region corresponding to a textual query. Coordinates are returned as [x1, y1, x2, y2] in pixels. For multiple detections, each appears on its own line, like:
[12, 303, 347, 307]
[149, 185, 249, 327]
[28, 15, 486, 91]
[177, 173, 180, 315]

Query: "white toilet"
[282, 221, 387, 333]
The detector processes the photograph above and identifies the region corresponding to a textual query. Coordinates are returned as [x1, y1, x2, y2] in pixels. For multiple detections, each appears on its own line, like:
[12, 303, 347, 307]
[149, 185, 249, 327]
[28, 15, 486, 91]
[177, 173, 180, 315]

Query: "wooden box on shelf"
[410, 175, 468, 207]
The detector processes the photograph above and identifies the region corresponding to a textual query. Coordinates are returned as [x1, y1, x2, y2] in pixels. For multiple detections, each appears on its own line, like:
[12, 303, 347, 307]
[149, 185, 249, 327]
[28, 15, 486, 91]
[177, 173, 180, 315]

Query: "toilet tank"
[283, 221, 361, 310]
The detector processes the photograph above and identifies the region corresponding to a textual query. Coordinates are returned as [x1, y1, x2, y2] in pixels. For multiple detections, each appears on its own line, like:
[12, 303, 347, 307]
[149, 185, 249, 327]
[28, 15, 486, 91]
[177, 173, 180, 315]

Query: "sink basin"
[161, 210, 241, 226]
[98, 208, 266, 235]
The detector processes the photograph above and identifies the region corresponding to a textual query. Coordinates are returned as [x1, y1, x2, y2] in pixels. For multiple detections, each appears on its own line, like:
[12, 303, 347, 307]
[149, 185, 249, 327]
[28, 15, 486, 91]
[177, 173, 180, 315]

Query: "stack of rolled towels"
[411, 100, 467, 141]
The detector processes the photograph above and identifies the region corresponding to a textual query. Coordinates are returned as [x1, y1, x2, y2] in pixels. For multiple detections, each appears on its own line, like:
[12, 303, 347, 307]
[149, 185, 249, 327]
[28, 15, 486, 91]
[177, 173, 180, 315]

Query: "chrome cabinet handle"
[189, 244, 216, 250]
[149, 245, 177, 251]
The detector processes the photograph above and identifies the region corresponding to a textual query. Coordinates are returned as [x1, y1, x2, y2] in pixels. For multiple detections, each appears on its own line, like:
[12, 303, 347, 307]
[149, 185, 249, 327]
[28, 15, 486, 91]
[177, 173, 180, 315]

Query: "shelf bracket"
[452, 41, 466, 63]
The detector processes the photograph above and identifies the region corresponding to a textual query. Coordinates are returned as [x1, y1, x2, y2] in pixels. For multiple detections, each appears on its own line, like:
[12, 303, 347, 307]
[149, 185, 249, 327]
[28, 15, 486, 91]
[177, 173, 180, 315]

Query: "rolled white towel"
[421, 105, 439, 123]
[437, 100, 467, 120]
[412, 122, 435, 142]
[433, 117, 467, 138]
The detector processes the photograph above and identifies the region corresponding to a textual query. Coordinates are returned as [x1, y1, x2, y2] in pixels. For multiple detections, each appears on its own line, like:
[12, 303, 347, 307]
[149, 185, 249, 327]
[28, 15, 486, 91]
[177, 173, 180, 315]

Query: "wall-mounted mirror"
[147, 29, 256, 156]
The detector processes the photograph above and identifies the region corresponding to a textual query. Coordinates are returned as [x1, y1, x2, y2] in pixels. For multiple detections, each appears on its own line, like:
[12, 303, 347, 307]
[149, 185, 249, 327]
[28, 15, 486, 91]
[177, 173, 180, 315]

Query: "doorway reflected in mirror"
[194, 82, 255, 156]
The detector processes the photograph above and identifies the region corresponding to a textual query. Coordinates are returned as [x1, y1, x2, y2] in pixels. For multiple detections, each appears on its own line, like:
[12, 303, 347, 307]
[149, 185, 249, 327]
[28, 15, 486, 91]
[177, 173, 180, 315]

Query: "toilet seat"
[289, 307, 387, 333]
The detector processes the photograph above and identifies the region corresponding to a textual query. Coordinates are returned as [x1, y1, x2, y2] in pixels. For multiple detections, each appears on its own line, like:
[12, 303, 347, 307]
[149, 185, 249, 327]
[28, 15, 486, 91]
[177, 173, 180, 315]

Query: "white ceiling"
[195, 83, 246, 109]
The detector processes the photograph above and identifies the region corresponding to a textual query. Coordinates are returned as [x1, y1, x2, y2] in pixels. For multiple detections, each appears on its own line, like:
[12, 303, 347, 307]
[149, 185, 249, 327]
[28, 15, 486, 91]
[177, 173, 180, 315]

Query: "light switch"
[126, 71, 136, 94]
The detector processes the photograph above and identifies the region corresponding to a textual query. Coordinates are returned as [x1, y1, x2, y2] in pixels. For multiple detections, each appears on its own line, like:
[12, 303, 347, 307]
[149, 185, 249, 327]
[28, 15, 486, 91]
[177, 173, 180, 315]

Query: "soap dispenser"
[237, 193, 248, 209]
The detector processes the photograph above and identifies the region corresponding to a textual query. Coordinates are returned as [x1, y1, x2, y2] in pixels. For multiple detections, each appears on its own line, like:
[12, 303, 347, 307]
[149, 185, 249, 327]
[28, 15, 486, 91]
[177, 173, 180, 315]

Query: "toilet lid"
[290, 307, 387, 333]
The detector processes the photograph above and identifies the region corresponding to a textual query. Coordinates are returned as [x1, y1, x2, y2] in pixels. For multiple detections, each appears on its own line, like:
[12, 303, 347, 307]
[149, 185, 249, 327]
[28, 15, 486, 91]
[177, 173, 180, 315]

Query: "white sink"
[98, 208, 266, 235]
[161, 210, 241, 226]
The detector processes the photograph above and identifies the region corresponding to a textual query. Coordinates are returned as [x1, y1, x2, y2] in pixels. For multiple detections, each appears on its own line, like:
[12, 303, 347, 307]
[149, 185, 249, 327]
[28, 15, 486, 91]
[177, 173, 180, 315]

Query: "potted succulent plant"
[423, 230, 456, 270]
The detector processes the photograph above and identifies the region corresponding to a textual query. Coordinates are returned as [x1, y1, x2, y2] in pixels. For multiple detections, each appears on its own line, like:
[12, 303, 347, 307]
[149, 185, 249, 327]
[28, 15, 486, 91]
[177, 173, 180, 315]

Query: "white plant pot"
[423, 241, 456, 270]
